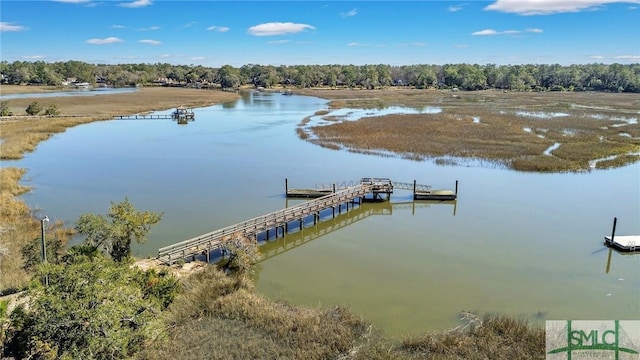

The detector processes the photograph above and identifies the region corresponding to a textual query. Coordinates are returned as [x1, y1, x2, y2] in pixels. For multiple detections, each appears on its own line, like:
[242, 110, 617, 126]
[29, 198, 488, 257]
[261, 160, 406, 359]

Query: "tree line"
[1, 60, 639, 92]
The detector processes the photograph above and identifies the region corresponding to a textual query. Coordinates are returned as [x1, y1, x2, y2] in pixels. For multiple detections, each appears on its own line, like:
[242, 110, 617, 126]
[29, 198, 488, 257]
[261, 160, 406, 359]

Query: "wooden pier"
[158, 177, 456, 265]
[114, 107, 195, 124]
[158, 181, 382, 265]
[114, 114, 175, 120]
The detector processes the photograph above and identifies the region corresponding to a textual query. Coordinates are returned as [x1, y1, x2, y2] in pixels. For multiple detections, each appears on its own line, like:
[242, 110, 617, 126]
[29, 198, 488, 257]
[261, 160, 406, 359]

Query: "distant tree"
[43, 104, 60, 116]
[25, 101, 42, 115]
[217, 65, 241, 89]
[75, 198, 162, 262]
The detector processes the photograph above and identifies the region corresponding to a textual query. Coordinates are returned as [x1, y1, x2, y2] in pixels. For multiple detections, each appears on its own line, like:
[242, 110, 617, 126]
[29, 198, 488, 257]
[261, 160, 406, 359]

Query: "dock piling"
[455, 180, 458, 195]
[610, 217, 617, 243]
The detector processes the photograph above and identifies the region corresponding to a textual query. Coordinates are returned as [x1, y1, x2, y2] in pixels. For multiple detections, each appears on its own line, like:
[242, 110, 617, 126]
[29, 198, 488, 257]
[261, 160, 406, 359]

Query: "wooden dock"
[158, 182, 380, 265]
[603, 217, 639, 252]
[604, 236, 639, 252]
[391, 180, 458, 200]
[114, 107, 195, 123]
[114, 114, 174, 120]
[158, 177, 456, 265]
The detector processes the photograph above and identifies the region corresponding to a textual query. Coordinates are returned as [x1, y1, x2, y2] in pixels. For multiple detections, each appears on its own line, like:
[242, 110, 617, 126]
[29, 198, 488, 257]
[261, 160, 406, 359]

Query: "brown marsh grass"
[398, 313, 544, 360]
[295, 88, 640, 172]
[138, 265, 544, 360]
[137, 265, 379, 359]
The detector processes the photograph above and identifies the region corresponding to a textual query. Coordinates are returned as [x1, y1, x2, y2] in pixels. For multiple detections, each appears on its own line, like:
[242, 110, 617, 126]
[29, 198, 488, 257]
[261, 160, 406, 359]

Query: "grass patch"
[397, 313, 544, 360]
[295, 89, 640, 172]
[137, 266, 545, 359]
[137, 265, 379, 359]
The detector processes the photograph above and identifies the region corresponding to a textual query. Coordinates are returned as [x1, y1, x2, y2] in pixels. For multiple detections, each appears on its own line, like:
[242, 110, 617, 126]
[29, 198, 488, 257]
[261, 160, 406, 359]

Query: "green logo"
[547, 320, 639, 360]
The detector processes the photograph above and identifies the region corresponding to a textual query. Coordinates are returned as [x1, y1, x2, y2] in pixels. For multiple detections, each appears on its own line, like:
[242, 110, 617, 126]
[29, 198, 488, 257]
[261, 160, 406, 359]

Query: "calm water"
[11, 90, 640, 337]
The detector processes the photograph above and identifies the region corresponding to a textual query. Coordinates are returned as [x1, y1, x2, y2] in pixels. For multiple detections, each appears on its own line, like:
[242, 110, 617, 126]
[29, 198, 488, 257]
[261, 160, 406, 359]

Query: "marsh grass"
[138, 266, 545, 359]
[138, 265, 380, 360]
[397, 313, 544, 360]
[295, 89, 640, 172]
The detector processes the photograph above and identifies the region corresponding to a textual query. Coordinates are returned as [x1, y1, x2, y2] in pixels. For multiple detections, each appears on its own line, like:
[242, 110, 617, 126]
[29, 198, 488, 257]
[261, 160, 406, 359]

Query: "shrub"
[25, 101, 42, 115]
[43, 104, 60, 116]
[0, 102, 13, 116]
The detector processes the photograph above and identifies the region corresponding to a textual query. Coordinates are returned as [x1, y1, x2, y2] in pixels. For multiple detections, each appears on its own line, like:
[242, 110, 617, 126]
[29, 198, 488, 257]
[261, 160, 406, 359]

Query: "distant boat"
[282, 89, 293, 95]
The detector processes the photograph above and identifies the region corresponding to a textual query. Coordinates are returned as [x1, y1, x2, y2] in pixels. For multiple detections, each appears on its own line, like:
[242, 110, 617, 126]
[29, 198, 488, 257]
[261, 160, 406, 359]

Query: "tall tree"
[75, 198, 162, 262]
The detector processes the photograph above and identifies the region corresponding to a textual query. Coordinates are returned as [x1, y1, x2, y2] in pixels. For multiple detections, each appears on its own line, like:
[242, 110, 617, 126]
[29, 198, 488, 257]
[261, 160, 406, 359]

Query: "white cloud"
[112, 24, 127, 29]
[472, 29, 500, 35]
[23, 55, 46, 60]
[119, 0, 152, 8]
[448, 2, 469, 12]
[160, 54, 171, 58]
[615, 55, 640, 60]
[52, 0, 91, 3]
[268, 40, 291, 44]
[485, 0, 640, 15]
[0, 22, 27, 32]
[347, 42, 370, 47]
[454, 44, 469, 48]
[191, 56, 205, 60]
[248, 22, 315, 36]
[139, 39, 161, 45]
[472, 28, 543, 35]
[140, 26, 160, 31]
[589, 55, 605, 59]
[340, 8, 358, 17]
[207, 26, 230, 32]
[86, 37, 124, 44]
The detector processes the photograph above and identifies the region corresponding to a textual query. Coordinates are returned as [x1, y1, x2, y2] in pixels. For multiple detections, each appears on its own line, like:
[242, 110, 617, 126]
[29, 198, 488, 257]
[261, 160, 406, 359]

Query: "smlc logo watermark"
[546, 320, 640, 359]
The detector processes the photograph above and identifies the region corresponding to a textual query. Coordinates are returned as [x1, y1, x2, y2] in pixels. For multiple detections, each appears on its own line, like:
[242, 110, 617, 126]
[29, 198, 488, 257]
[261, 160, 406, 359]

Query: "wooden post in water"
[285, 178, 288, 197]
[610, 217, 617, 244]
[333, 183, 336, 193]
[455, 180, 459, 195]
[413, 180, 416, 198]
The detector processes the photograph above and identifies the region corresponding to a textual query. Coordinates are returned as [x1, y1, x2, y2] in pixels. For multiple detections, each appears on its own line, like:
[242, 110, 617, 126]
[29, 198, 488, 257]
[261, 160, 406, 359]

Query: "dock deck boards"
[604, 235, 639, 252]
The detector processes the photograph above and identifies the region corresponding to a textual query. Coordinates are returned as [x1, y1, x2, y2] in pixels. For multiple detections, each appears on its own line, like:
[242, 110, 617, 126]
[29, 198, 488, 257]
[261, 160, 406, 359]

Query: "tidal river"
[13, 90, 640, 337]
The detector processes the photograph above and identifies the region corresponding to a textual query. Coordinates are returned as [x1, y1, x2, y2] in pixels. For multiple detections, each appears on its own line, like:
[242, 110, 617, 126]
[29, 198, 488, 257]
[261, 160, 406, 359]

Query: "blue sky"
[1, 0, 639, 67]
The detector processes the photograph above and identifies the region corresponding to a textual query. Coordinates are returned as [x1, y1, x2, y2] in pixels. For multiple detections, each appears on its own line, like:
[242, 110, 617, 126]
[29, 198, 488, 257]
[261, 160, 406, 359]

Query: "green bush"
[44, 104, 60, 116]
[25, 101, 42, 115]
[0, 102, 13, 116]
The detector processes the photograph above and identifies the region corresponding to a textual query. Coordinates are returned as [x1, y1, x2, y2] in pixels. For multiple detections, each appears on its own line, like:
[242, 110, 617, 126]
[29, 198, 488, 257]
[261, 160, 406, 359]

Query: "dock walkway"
[158, 177, 456, 265]
[158, 182, 381, 264]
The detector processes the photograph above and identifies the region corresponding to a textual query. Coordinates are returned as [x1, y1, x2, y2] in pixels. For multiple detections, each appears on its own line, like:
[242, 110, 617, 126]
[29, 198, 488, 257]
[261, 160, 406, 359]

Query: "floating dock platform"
[604, 235, 639, 252]
[414, 189, 457, 201]
[604, 217, 639, 252]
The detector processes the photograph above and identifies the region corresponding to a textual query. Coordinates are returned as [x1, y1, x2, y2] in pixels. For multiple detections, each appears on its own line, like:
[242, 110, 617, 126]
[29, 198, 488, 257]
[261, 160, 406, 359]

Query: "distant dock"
[604, 217, 639, 252]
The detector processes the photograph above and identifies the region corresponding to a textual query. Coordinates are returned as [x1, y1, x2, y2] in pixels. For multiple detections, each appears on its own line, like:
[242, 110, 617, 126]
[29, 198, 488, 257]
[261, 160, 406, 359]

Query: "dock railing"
[157, 183, 373, 264]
